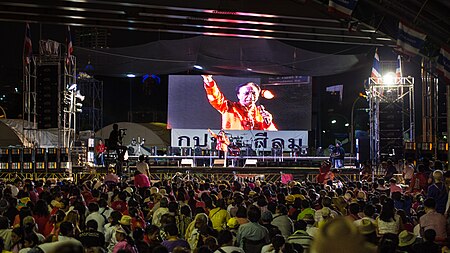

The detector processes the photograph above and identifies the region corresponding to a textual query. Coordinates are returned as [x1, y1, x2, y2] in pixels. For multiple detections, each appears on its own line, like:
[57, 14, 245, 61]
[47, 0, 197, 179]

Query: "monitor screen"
[167, 75, 312, 130]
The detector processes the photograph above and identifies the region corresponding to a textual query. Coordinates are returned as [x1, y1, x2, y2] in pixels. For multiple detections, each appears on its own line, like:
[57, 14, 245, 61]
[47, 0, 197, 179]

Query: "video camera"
[119, 128, 127, 136]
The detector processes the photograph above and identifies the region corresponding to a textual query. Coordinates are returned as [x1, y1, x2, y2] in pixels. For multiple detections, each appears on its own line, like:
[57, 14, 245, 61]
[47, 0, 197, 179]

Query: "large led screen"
[167, 75, 312, 130]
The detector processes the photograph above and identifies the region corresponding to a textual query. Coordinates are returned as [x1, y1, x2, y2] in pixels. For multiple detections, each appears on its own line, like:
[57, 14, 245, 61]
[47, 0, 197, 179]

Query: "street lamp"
[350, 93, 367, 156]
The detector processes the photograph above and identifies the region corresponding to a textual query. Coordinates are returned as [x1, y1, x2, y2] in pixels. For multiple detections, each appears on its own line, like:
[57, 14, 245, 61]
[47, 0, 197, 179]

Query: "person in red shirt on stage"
[208, 129, 230, 159]
[202, 75, 278, 130]
[95, 139, 106, 166]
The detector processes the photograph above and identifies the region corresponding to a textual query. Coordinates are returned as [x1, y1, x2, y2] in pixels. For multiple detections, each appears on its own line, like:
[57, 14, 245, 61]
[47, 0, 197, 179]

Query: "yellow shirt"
[209, 207, 229, 231]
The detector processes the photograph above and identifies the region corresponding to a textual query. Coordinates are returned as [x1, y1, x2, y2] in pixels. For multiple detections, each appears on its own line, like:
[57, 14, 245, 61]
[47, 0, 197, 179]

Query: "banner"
[437, 47, 450, 83]
[171, 129, 308, 151]
[328, 0, 359, 17]
[396, 22, 426, 56]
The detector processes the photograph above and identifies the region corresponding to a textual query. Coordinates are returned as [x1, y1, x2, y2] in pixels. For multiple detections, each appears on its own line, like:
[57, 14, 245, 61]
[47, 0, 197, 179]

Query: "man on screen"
[202, 75, 278, 130]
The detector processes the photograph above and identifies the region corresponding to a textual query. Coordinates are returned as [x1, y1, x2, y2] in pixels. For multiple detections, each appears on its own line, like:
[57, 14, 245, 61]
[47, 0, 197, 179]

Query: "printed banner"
[171, 129, 308, 151]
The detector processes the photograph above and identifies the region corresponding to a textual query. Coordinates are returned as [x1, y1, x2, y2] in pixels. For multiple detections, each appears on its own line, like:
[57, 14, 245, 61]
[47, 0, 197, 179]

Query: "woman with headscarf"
[185, 213, 213, 249]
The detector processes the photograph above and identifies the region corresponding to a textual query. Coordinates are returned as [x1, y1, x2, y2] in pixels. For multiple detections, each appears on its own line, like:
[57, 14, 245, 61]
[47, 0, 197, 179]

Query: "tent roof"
[96, 122, 170, 147]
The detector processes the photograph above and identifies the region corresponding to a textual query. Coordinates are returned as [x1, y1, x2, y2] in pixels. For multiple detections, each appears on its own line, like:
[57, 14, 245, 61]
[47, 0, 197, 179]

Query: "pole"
[447, 84, 450, 168]
[350, 96, 363, 156]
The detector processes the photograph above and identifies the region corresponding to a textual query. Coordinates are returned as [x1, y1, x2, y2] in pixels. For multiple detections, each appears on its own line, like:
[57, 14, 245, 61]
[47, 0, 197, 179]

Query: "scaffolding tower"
[368, 76, 415, 167]
[77, 78, 103, 132]
[22, 40, 77, 149]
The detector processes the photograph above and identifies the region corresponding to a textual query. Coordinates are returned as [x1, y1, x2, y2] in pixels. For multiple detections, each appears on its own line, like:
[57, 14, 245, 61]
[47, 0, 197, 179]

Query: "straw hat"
[119, 215, 132, 226]
[285, 195, 295, 204]
[227, 217, 239, 229]
[398, 230, 416, 247]
[357, 219, 376, 235]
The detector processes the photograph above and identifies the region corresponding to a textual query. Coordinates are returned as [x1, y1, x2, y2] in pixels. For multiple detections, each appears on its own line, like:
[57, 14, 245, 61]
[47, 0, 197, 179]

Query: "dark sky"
[0, 21, 424, 148]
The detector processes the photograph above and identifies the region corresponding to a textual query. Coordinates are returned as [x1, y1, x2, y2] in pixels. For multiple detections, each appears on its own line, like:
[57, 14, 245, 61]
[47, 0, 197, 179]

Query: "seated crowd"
[0, 158, 448, 253]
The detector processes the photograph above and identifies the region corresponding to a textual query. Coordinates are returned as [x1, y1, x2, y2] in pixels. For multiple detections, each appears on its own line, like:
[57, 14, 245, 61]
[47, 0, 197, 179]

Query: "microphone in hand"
[259, 105, 272, 125]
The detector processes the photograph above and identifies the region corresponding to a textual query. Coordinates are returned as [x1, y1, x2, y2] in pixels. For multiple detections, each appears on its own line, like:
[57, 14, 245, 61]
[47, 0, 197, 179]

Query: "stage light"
[68, 83, 77, 91]
[382, 72, 396, 85]
[261, 90, 274, 99]
[193, 65, 203, 70]
[247, 68, 253, 71]
[75, 90, 85, 101]
[331, 120, 337, 124]
[345, 123, 350, 127]
[126, 73, 136, 78]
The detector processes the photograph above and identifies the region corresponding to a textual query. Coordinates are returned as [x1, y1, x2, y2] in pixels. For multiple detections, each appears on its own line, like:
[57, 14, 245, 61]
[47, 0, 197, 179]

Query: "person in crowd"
[316, 160, 334, 184]
[202, 75, 277, 130]
[383, 160, 397, 181]
[161, 223, 190, 253]
[261, 234, 285, 253]
[271, 204, 294, 238]
[113, 225, 137, 253]
[397, 230, 416, 253]
[77, 220, 105, 249]
[136, 155, 150, 179]
[419, 198, 447, 242]
[376, 198, 402, 236]
[208, 198, 228, 232]
[413, 229, 440, 253]
[236, 205, 269, 252]
[85, 203, 105, 233]
[214, 230, 244, 253]
[133, 227, 150, 253]
[427, 170, 448, 214]
[287, 220, 313, 253]
[402, 159, 415, 185]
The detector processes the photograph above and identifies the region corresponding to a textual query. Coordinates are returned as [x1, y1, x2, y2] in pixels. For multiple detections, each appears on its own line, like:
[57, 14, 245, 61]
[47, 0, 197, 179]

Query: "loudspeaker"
[36, 64, 59, 129]
[357, 137, 370, 163]
[213, 159, 225, 166]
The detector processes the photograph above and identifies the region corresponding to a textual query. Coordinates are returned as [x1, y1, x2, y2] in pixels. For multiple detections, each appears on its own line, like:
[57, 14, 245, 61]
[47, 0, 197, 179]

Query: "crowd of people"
[0, 157, 448, 253]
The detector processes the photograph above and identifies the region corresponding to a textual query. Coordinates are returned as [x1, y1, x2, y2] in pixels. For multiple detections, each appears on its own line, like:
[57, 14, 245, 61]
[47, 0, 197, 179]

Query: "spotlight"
[193, 65, 203, 70]
[331, 120, 337, 124]
[261, 90, 274, 99]
[75, 90, 85, 101]
[68, 83, 77, 91]
[345, 123, 350, 127]
[382, 72, 396, 85]
[126, 73, 136, 78]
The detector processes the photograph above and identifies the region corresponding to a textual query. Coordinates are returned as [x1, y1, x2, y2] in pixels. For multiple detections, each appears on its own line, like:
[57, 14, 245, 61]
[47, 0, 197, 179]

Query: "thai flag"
[437, 47, 450, 83]
[66, 26, 73, 65]
[396, 22, 426, 56]
[395, 55, 402, 83]
[371, 48, 381, 81]
[23, 23, 32, 65]
[328, 0, 359, 17]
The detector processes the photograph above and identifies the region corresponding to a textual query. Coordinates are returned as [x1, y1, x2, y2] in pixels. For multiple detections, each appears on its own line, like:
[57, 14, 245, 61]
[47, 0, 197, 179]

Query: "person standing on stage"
[202, 75, 278, 130]
[208, 129, 230, 159]
[108, 124, 127, 162]
[95, 139, 106, 166]
[331, 142, 345, 168]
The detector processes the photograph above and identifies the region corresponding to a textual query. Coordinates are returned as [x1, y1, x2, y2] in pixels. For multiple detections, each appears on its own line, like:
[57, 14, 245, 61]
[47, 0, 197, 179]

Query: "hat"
[321, 207, 331, 217]
[344, 193, 352, 201]
[196, 201, 206, 208]
[119, 215, 132, 226]
[159, 189, 167, 196]
[115, 225, 127, 234]
[23, 216, 35, 226]
[357, 219, 376, 235]
[150, 187, 159, 195]
[0, 199, 9, 212]
[398, 230, 416, 247]
[20, 197, 30, 205]
[124, 187, 134, 195]
[357, 191, 366, 200]
[51, 200, 64, 209]
[227, 217, 239, 229]
[261, 211, 273, 222]
[285, 195, 295, 204]
[248, 191, 257, 197]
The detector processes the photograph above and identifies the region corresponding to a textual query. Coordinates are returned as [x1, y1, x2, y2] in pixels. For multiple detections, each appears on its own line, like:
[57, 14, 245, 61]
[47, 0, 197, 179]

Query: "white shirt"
[213, 246, 245, 253]
[86, 211, 106, 233]
[136, 161, 150, 176]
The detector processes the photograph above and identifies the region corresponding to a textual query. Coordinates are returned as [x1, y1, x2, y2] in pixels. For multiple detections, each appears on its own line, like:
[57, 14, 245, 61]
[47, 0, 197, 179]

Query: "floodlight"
[382, 72, 396, 85]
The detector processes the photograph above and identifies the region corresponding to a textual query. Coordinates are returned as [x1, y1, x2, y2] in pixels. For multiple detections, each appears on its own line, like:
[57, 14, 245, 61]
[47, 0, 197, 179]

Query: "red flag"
[66, 26, 73, 65]
[23, 23, 32, 65]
